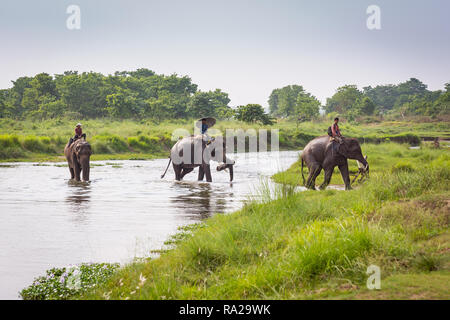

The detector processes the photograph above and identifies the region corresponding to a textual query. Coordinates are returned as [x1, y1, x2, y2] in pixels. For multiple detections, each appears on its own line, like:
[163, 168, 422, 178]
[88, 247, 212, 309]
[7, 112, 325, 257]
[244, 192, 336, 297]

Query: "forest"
[269, 79, 450, 121]
[0, 69, 448, 122]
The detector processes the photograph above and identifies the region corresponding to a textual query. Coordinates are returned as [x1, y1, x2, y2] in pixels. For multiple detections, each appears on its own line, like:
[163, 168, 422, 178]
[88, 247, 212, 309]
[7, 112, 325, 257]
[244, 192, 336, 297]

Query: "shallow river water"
[0, 150, 299, 299]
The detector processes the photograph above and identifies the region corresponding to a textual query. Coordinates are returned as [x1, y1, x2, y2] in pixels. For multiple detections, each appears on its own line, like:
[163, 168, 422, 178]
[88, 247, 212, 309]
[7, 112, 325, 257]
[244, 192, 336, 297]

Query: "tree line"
[0, 69, 234, 121]
[269, 78, 449, 120]
[0, 69, 448, 123]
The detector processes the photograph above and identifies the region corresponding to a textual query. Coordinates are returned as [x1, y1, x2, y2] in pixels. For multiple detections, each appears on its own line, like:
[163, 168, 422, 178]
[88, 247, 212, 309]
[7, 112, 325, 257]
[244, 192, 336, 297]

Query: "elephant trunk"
[357, 155, 369, 173]
[216, 160, 235, 182]
[82, 166, 90, 182]
[80, 156, 90, 181]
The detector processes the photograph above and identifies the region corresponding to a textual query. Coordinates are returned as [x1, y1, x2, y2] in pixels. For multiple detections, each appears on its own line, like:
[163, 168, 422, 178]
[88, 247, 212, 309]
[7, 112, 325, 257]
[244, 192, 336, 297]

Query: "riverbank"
[20, 143, 450, 299]
[1, 118, 449, 162]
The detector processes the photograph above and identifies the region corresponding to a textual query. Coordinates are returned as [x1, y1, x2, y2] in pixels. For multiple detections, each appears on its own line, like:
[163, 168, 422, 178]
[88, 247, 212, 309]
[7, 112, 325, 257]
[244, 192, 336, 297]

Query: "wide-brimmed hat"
[196, 117, 216, 128]
[76, 123, 82, 127]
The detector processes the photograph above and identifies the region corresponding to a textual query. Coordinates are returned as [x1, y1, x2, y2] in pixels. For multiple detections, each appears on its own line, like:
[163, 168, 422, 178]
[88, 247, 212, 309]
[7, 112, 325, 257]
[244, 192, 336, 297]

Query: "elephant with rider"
[64, 138, 92, 182]
[301, 136, 368, 190]
[161, 135, 235, 182]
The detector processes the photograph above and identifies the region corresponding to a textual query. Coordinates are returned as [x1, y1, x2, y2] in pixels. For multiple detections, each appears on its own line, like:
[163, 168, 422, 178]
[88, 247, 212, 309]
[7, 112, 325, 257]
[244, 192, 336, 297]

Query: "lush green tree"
[8, 76, 33, 117]
[363, 78, 439, 116]
[56, 72, 108, 118]
[326, 86, 377, 119]
[235, 104, 274, 125]
[278, 85, 304, 117]
[268, 85, 318, 118]
[396, 78, 427, 97]
[325, 85, 363, 114]
[268, 89, 280, 116]
[294, 92, 321, 120]
[0, 90, 6, 118]
[187, 89, 231, 119]
[21, 87, 39, 112]
[358, 96, 376, 115]
[105, 88, 139, 119]
[31, 73, 57, 97]
[431, 86, 450, 115]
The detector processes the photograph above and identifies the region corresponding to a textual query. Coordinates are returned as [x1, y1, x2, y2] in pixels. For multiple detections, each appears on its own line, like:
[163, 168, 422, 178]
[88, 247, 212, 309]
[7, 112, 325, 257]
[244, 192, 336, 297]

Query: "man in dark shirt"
[69, 123, 86, 146]
[331, 117, 342, 143]
[75, 123, 83, 139]
[201, 119, 208, 134]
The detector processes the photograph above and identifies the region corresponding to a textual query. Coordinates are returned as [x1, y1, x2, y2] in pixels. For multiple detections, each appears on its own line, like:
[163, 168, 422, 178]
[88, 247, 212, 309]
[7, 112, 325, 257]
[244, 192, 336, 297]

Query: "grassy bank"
[1, 118, 449, 162]
[21, 143, 449, 299]
[273, 142, 450, 186]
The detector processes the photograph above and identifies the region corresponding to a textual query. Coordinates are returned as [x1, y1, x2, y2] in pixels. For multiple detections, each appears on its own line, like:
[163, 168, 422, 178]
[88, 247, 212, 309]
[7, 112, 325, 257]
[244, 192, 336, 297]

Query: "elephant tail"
[301, 157, 305, 186]
[161, 157, 172, 179]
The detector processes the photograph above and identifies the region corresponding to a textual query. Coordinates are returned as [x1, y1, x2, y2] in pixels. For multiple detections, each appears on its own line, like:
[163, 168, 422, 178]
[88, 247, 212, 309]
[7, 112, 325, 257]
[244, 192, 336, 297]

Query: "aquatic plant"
[20, 263, 119, 300]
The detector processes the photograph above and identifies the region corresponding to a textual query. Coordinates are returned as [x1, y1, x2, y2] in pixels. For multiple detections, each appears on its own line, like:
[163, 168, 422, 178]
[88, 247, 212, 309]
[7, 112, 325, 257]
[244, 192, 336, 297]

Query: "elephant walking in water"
[301, 136, 368, 190]
[64, 138, 92, 181]
[161, 135, 235, 182]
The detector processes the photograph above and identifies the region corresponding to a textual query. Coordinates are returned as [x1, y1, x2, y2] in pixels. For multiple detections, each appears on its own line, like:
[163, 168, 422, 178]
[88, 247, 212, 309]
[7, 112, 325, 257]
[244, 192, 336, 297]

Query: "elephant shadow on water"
[65, 180, 91, 217]
[170, 181, 232, 219]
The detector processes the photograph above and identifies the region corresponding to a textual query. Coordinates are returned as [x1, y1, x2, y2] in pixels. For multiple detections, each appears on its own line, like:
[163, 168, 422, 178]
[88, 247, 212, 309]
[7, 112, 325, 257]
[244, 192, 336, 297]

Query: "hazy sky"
[0, 0, 449, 106]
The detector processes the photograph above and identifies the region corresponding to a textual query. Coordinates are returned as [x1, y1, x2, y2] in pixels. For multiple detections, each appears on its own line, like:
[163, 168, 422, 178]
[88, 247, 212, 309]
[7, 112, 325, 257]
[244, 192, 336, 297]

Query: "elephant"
[301, 136, 368, 190]
[161, 135, 235, 182]
[64, 138, 92, 181]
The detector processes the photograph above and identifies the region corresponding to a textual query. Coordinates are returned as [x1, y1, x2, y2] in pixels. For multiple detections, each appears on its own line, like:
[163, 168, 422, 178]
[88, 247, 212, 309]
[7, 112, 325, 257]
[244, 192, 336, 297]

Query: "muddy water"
[0, 151, 299, 299]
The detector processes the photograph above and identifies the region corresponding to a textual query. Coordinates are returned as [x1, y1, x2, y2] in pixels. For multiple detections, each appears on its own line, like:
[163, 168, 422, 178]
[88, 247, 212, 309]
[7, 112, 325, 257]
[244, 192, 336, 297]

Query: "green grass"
[1, 118, 448, 161]
[42, 144, 447, 300]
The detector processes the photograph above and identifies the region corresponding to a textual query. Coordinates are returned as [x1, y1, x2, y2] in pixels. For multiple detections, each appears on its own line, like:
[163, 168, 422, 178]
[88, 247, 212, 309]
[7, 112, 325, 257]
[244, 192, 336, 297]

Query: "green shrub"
[109, 135, 128, 152]
[91, 135, 129, 153]
[22, 136, 43, 152]
[391, 161, 415, 173]
[20, 263, 119, 300]
[0, 134, 20, 148]
[91, 140, 112, 154]
[0, 147, 26, 159]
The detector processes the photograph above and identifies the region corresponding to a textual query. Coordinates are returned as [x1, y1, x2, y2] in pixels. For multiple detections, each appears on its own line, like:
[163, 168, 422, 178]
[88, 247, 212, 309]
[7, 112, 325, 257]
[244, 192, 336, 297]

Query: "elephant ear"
[337, 141, 349, 158]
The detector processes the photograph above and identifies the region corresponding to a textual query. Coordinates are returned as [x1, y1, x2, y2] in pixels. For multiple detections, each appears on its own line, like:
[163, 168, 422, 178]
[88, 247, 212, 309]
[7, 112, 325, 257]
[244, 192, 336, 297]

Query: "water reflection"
[170, 181, 234, 219]
[65, 180, 91, 217]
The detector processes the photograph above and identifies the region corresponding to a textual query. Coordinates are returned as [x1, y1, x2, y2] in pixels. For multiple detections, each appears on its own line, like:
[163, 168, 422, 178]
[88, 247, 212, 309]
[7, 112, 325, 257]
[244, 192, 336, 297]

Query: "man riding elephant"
[161, 134, 235, 182]
[68, 123, 87, 147]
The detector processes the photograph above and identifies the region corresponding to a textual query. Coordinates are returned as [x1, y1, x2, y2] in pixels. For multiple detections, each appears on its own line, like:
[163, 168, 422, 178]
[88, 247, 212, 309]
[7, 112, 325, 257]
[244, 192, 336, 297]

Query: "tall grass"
[1, 118, 448, 160]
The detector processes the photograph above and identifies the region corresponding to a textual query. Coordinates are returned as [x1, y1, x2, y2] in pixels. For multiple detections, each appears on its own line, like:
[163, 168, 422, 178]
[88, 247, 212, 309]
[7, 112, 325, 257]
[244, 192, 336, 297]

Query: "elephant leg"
[338, 162, 352, 190]
[204, 164, 212, 182]
[319, 167, 334, 190]
[198, 166, 205, 181]
[69, 167, 75, 179]
[306, 164, 321, 190]
[173, 164, 181, 181]
[180, 168, 194, 180]
[72, 155, 81, 181]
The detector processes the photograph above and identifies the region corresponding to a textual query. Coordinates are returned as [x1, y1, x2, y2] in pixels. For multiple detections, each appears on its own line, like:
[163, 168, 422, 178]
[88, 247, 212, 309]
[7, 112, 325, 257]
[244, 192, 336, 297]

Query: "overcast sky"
[0, 0, 449, 106]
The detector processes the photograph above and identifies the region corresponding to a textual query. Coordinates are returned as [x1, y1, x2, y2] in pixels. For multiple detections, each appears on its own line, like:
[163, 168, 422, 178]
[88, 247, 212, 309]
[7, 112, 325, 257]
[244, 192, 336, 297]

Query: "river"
[0, 150, 299, 299]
